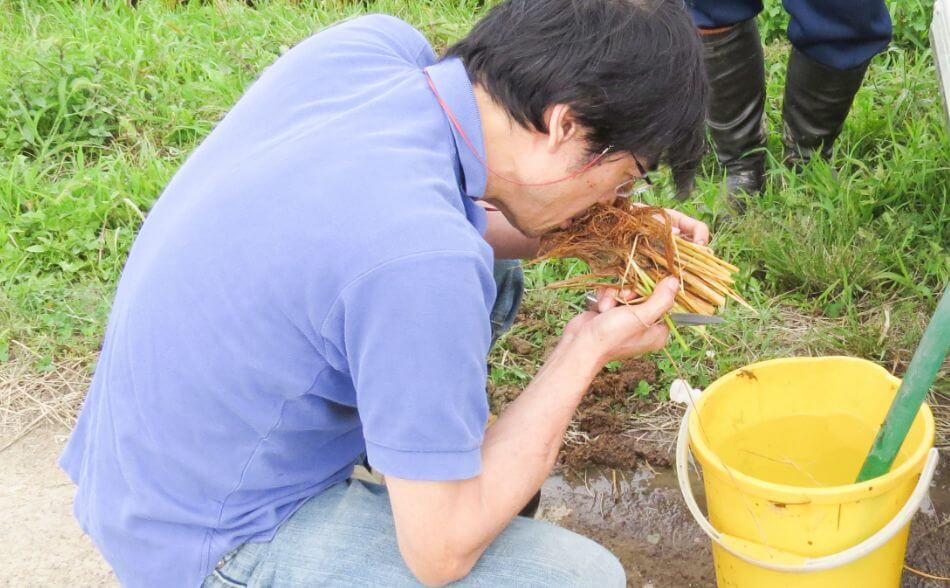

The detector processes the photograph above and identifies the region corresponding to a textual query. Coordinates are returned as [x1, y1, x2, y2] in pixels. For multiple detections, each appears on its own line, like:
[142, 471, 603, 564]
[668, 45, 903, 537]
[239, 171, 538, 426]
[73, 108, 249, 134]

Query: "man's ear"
[544, 104, 580, 153]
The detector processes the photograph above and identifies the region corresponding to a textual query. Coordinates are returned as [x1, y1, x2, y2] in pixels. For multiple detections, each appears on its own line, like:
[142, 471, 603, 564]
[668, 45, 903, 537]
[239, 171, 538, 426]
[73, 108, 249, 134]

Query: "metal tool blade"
[584, 293, 725, 326]
[668, 313, 725, 326]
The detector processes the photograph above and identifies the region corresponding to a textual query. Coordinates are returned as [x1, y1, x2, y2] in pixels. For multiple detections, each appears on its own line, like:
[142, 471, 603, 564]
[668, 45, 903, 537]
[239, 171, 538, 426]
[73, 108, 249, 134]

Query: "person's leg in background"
[688, 0, 768, 207]
[205, 479, 626, 587]
[781, 0, 892, 165]
[490, 259, 524, 348]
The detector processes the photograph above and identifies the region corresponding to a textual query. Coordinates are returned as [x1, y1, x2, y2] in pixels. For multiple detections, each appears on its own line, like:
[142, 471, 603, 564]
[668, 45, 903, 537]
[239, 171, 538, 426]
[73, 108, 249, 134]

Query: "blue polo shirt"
[60, 15, 495, 587]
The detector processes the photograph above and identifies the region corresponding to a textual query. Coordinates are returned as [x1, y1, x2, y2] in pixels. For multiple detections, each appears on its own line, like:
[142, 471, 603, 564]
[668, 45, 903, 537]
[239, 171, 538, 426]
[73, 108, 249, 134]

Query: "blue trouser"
[489, 259, 524, 346]
[203, 479, 625, 587]
[688, 0, 892, 70]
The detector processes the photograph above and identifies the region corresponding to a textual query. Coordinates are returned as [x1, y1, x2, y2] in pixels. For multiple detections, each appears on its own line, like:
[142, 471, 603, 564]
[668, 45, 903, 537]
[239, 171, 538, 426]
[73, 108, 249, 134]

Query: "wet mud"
[540, 458, 950, 587]
[540, 466, 714, 587]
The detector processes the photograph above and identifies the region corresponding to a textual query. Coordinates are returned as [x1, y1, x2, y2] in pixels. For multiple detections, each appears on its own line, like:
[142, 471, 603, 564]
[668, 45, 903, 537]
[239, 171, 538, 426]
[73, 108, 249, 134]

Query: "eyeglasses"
[589, 145, 654, 198]
[614, 157, 654, 199]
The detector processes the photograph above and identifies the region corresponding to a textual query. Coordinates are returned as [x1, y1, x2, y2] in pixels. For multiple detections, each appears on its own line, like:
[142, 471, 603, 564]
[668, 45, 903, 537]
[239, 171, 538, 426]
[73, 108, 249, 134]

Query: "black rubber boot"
[701, 19, 768, 208]
[518, 490, 541, 518]
[782, 48, 870, 167]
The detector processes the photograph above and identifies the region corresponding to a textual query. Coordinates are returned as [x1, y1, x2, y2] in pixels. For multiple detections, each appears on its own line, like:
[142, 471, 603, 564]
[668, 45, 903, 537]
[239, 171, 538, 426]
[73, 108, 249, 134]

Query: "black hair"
[446, 0, 708, 192]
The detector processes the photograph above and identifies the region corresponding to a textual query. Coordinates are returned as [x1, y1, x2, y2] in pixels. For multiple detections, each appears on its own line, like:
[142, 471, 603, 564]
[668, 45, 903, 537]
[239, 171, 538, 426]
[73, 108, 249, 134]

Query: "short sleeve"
[335, 251, 495, 480]
[328, 14, 436, 67]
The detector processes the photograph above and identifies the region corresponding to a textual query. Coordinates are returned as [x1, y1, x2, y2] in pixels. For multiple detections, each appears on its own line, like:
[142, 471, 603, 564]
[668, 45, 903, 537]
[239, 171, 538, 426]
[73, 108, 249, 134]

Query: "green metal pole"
[856, 284, 950, 482]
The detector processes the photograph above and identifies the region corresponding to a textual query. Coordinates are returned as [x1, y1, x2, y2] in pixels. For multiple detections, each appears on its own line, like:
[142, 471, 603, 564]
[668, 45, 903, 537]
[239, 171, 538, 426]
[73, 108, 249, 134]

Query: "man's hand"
[589, 207, 706, 314]
[632, 204, 709, 246]
[662, 207, 709, 246]
[566, 277, 679, 364]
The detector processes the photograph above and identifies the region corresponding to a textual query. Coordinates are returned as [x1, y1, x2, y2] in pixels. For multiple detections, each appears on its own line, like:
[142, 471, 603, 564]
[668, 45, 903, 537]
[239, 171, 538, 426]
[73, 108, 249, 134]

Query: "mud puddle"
[540, 455, 949, 587]
[539, 465, 714, 587]
[905, 454, 950, 586]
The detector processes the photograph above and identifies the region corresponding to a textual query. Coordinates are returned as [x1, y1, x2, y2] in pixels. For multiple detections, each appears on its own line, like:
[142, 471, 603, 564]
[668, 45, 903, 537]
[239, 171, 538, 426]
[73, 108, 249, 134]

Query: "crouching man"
[62, 1, 709, 585]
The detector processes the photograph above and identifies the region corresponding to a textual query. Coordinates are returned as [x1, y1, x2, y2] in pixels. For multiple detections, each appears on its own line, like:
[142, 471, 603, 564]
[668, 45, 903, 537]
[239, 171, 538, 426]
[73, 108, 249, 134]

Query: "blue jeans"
[489, 259, 524, 346]
[203, 479, 625, 587]
[688, 0, 892, 70]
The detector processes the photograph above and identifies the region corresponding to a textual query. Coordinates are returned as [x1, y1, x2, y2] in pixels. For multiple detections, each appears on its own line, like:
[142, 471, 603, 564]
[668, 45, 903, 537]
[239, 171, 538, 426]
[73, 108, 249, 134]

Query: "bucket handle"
[676, 406, 940, 573]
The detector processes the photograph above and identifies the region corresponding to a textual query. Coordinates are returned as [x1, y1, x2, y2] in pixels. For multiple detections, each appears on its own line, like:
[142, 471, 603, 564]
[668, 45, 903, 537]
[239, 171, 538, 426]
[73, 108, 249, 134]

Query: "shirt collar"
[424, 57, 487, 199]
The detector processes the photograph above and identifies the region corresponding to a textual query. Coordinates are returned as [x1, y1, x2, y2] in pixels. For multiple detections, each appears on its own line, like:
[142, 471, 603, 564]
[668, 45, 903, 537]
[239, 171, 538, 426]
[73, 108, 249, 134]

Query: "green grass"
[0, 0, 490, 362]
[1, 1, 947, 406]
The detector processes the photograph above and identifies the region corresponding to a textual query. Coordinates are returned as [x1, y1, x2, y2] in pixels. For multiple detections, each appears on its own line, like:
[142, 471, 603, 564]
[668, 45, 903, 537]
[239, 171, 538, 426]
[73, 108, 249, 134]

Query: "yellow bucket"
[676, 356, 938, 587]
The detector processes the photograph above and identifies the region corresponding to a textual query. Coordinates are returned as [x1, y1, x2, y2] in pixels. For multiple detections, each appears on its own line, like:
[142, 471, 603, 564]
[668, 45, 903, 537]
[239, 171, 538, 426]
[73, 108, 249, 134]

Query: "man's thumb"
[636, 277, 679, 324]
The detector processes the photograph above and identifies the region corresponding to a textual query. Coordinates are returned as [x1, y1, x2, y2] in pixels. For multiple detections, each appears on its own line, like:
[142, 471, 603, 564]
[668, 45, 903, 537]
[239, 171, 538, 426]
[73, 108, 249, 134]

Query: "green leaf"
[635, 380, 651, 398]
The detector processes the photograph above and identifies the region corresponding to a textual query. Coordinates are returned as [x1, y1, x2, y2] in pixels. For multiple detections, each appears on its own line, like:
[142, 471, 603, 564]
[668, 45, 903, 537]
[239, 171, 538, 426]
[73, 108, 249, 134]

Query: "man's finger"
[631, 277, 679, 325]
[666, 209, 710, 246]
[597, 287, 618, 313]
[677, 216, 709, 246]
[690, 221, 710, 246]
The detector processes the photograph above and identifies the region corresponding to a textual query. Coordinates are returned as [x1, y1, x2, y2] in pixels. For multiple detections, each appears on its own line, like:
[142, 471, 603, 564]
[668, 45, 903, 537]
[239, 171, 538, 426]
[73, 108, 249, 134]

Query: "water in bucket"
[678, 357, 937, 587]
[716, 413, 911, 488]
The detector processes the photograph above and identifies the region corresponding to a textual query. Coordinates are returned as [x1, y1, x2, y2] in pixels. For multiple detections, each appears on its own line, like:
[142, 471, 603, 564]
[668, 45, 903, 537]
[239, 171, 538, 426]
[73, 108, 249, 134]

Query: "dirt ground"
[0, 426, 116, 587]
[3, 426, 946, 587]
[2, 356, 947, 587]
[491, 358, 674, 472]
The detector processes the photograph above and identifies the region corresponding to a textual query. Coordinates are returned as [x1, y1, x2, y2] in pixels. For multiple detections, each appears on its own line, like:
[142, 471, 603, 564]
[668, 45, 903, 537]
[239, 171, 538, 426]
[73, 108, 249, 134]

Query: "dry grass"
[625, 402, 686, 450]
[0, 342, 90, 451]
[931, 395, 950, 450]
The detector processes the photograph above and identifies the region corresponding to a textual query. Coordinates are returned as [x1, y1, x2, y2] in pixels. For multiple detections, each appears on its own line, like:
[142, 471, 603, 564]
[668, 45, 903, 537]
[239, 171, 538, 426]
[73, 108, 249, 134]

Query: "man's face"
[493, 142, 646, 238]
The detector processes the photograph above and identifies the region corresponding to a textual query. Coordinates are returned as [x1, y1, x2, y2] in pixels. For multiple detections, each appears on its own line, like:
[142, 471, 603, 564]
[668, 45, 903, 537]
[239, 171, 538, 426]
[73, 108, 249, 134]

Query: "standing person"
[690, 0, 892, 202]
[60, 1, 709, 586]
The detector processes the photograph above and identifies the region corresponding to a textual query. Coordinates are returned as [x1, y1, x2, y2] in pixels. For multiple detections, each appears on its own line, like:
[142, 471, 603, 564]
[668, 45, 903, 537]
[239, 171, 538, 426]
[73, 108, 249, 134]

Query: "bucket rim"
[687, 356, 936, 504]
